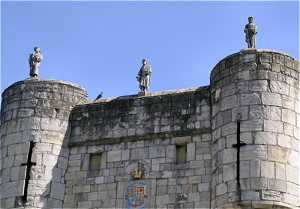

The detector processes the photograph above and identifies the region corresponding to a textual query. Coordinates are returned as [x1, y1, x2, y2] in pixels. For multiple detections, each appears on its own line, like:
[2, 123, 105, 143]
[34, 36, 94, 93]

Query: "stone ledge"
[218, 48, 296, 65]
[220, 200, 295, 209]
[2, 79, 87, 98]
[77, 85, 210, 107]
[68, 127, 211, 147]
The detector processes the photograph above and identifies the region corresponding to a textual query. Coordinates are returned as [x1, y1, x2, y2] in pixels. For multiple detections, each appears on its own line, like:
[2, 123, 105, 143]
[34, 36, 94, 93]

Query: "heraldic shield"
[126, 180, 146, 209]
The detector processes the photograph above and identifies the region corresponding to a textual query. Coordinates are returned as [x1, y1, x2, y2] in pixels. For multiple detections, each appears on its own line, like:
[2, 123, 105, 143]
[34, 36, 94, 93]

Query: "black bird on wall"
[94, 91, 103, 101]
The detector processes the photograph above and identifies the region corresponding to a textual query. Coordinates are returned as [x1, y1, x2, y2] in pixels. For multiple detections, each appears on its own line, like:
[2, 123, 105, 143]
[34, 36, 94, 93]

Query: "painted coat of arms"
[127, 180, 146, 209]
[126, 161, 148, 209]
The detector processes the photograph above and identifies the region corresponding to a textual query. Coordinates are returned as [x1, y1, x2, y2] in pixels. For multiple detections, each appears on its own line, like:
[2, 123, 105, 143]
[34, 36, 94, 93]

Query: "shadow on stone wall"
[41, 122, 72, 208]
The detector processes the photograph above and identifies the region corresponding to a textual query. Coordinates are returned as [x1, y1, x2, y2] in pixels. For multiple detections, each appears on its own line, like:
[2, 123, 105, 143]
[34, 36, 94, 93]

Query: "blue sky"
[1, 1, 299, 99]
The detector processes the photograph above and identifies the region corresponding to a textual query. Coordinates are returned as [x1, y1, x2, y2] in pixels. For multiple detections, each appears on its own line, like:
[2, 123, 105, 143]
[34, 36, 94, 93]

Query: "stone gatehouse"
[1, 49, 299, 209]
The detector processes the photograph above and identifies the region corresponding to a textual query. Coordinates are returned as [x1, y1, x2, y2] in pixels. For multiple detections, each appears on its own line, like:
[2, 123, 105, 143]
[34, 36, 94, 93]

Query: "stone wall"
[64, 88, 212, 208]
[210, 49, 300, 208]
[1, 49, 299, 209]
[0, 79, 87, 208]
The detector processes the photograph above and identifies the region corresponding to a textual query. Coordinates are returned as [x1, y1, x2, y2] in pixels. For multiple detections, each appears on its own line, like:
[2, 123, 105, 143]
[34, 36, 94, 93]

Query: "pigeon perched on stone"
[94, 92, 103, 101]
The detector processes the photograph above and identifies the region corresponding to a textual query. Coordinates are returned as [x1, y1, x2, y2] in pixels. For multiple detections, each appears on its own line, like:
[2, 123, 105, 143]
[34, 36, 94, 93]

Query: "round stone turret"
[0, 79, 87, 208]
[210, 49, 299, 208]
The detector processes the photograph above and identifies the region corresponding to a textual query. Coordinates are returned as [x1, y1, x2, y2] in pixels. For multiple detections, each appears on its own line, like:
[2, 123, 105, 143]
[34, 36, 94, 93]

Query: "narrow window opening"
[176, 144, 187, 164]
[232, 117, 246, 202]
[89, 153, 102, 171]
[15, 141, 36, 207]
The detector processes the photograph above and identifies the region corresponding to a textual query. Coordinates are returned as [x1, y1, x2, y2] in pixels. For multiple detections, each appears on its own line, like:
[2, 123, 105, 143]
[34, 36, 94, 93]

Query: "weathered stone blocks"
[107, 150, 122, 162]
[1, 49, 299, 209]
[211, 50, 300, 208]
[61, 87, 213, 208]
[0, 80, 87, 209]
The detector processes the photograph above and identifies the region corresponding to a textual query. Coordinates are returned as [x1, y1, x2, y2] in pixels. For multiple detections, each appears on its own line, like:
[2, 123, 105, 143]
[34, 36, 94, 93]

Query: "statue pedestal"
[240, 48, 257, 52]
[27, 76, 39, 80]
[138, 91, 150, 96]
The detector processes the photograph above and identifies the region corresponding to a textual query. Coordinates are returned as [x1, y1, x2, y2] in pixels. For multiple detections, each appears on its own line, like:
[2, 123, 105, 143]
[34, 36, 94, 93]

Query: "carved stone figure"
[136, 59, 152, 93]
[244, 16, 257, 48]
[130, 161, 145, 180]
[29, 47, 43, 78]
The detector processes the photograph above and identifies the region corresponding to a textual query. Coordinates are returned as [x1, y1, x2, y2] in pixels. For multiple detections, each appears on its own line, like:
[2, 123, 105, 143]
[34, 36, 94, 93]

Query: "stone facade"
[0, 49, 299, 209]
[210, 49, 300, 208]
[0, 80, 87, 208]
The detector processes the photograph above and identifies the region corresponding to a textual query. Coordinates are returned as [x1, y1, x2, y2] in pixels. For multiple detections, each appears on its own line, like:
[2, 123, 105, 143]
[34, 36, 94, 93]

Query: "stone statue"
[29, 47, 43, 78]
[244, 16, 257, 48]
[136, 59, 152, 93]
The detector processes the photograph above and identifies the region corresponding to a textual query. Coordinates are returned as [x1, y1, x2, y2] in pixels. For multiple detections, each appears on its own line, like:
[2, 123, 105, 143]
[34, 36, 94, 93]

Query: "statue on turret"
[29, 47, 43, 78]
[244, 16, 257, 48]
[137, 59, 152, 95]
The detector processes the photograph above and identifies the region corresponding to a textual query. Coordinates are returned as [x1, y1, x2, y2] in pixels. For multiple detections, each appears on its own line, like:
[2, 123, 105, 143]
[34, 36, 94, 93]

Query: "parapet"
[211, 49, 299, 89]
[69, 86, 211, 146]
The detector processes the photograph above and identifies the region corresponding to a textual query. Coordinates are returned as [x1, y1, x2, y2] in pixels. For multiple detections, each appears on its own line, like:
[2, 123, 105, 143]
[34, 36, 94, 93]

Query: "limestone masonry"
[1, 49, 299, 209]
